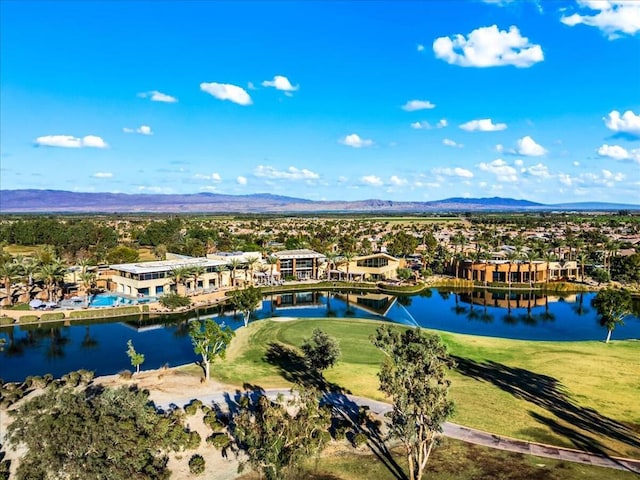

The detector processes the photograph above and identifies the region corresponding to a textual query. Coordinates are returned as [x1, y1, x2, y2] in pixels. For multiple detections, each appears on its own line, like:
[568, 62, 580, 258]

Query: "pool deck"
[0, 288, 231, 323]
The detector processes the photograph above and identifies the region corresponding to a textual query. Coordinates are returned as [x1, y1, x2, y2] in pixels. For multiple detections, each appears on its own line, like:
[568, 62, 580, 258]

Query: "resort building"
[455, 260, 579, 284]
[109, 257, 233, 297]
[271, 249, 326, 280]
[330, 253, 401, 281]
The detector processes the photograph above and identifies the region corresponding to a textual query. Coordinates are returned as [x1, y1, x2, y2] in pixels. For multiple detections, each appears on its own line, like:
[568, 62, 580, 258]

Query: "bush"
[353, 432, 368, 448]
[206, 432, 231, 450]
[61, 371, 81, 387]
[18, 315, 40, 324]
[69, 306, 143, 319]
[203, 411, 225, 431]
[40, 312, 65, 321]
[188, 454, 205, 475]
[118, 370, 133, 380]
[159, 293, 191, 310]
[0, 317, 14, 326]
[187, 431, 202, 450]
[184, 399, 203, 416]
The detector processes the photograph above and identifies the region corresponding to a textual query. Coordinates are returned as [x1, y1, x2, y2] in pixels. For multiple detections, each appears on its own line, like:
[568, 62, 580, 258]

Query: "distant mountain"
[0, 189, 638, 213]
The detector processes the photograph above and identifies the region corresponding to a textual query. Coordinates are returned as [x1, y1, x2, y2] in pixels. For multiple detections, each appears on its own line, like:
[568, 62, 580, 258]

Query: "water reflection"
[1, 288, 639, 383]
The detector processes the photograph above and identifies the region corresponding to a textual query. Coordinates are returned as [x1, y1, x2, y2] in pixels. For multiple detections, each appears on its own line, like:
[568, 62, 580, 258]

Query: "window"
[356, 257, 389, 268]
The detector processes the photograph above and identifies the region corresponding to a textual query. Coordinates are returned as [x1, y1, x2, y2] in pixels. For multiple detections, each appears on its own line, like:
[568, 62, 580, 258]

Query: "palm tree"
[266, 256, 278, 283]
[577, 252, 589, 283]
[245, 256, 260, 286]
[216, 264, 228, 288]
[325, 252, 338, 280]
[0, 260, 20, 306]
[36, 260, 66, 302]
[190, 265, 206, 292]
[228, 258, 243, 288]
[79, 271, 97, 295]
[169, 266, 191, 295]
[340, 251, 355, 281]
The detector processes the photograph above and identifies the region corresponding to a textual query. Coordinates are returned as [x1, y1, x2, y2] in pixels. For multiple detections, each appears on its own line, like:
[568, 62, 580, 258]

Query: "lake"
[1, 289, 638, 382]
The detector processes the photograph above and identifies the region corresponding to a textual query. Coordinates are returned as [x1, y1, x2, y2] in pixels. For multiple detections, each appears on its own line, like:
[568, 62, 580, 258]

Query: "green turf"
[212, 318, 640, 459]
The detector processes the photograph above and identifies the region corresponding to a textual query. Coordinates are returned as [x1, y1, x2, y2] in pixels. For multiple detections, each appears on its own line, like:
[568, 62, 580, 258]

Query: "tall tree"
[591, 288, 632, 343]
[371, 325, 455, 480]
[228, 286, 262, 327]
[36, 260, 66, 302]
[0, 260, 20, 306]
[189, 318, 234, 382]
[231, 387, 331, 480]
[6, 385, 185, 480]
[228, 258, 243, 287]
[300, 329, 341, 380]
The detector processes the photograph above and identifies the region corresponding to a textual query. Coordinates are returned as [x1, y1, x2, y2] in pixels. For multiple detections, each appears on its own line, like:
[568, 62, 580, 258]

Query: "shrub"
[184, 399, 203, 416]
[159, 293, 191, 310]
[18, 315, 40, 324]
[0, 317, 14, 326]
[188, 454, 205, 475]
[187, 431, 202, 450]
[203, 411, 225, 431]
[206, 433, 231, 450]
[61, 371, 81, 387]
[353, 432, 368, 448]
[118, 370, 133, 380]
[40, 312, 65, 321]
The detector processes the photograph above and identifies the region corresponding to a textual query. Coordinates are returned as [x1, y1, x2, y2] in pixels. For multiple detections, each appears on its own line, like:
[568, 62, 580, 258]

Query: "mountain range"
[0, 189, 638, 213]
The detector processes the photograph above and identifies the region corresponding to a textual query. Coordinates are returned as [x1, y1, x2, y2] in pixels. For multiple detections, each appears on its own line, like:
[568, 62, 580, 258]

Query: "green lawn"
[212, 318, 640, 459]
[238, 438, 639, 480]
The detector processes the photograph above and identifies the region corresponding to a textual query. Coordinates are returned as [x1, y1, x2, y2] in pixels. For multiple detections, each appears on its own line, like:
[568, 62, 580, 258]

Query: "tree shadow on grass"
[264, 342, 347, 394]
[453, 355, 640, 456]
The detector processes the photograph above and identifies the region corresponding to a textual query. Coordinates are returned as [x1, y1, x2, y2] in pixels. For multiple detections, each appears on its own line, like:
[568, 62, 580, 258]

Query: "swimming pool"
[89, 294, 139, 307]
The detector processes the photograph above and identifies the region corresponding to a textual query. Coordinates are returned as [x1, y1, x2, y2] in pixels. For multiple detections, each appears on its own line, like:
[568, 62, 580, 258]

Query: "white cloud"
[417, 44, 425, 52]
[402, 100, 436, 111]
[410, 121, 431, 130]
[92, 172, 113, 178]
[431, 167, 474, 178]
[597, 144, 640, 163]
[514, 159, 524, 167]
[442, 138, 463, 148]
[495, 143, 504, 153]
[361, 175, 384, 187]
[573, 161, 581, 167]
[261, 75, 299, 92]
[525, 163, 551, 178]
[516, 135, 547, 156]
[603, 110, 640, 136]
[478, 159, 518, 182]
[433, 25, 543, 68]
[437, 119, 448, 128]
[124, 125, 153, 135]
[459, 118, 507, 131]
[561, 1, 640, 39]
[34, 134, 108, 148]
[137, 186, 173, 194]
[254, 165, 320, 180]
[137, 90, 178, 103]
[194, 172, 222, 182]
[339, 133, 373, 148]
[236, 176, 248, 185]
[389, 175, 408, 186]
[200, 82, 253, 106]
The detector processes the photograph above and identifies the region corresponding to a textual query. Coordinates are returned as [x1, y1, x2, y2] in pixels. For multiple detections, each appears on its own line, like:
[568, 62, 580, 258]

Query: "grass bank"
[212, 318, 640, 459]
[281, 438, 639, 480]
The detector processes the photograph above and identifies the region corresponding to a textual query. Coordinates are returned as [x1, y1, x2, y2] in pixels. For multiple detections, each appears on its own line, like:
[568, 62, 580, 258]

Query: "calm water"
[1, 289, 638, 382]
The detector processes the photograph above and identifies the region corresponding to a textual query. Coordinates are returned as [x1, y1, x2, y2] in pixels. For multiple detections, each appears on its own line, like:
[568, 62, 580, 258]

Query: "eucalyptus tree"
[189, 318, 235, 382]
[371, 326, 455, 480]
[591, 288, 632, 343]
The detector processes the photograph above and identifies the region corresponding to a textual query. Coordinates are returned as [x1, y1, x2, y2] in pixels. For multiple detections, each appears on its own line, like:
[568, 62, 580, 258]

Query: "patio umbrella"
[29, 299, 44, 308]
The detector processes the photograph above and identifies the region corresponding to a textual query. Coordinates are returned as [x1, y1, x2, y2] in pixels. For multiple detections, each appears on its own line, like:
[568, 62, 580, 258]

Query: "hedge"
[69, 306, 144, 319]
[0, 317, 14, 326]
[18, 315, 40, 324]
[40, 312, 66, 321]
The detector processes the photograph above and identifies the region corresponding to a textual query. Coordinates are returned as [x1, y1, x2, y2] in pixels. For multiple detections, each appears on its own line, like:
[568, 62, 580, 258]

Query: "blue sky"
[1, 0, 639, 203]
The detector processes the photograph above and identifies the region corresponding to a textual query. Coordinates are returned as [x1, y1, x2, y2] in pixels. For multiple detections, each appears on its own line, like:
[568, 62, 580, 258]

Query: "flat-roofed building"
[272, 249, 325, 280]
[332, 253, 401, 281]
[110, 257, 232, 297]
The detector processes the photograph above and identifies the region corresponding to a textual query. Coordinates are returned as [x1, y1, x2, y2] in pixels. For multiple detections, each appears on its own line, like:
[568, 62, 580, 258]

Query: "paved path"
[153, 389, 640, 475]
